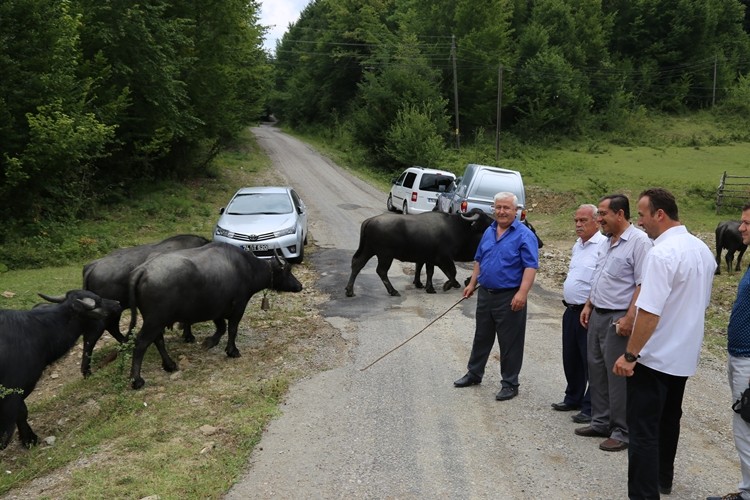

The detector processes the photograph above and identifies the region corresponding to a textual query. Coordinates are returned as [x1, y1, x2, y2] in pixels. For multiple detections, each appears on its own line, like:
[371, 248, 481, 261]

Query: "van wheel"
[402, 201, 409, 215]
[387, 195, 396, 212]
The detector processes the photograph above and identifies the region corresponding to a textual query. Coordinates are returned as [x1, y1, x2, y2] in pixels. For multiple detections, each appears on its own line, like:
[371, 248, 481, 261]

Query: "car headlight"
[215, 225, 231, 237]
[274, 226, 296, 237]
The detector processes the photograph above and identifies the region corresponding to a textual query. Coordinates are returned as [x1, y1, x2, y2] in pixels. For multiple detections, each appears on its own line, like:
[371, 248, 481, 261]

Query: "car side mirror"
[219, 207, 225, 215]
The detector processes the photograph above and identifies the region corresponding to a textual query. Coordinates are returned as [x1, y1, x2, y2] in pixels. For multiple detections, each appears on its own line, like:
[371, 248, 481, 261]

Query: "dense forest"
[3, 0, 750, 234]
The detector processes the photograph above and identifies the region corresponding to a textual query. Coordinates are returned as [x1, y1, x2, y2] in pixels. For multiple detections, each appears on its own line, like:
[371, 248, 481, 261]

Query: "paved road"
[225, 125, 740, 499]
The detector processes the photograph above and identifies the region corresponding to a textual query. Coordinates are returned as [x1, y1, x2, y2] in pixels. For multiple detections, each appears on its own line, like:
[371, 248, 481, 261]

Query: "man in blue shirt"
[454, 192, 539, 401]
[708, 202, 750, 500]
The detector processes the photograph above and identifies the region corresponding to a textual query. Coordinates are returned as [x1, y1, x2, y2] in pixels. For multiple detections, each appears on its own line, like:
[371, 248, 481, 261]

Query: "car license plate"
[243, 244, 269, 252]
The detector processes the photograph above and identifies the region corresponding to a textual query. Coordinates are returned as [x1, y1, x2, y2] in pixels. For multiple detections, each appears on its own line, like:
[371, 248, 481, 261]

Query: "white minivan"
[387, 166, 456, 214]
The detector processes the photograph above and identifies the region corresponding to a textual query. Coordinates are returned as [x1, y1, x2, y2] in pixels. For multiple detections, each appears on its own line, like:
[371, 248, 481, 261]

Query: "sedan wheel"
[402, 201, 409, 215]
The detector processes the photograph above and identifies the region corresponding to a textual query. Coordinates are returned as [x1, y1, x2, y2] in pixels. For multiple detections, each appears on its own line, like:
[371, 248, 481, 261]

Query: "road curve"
[225, 125, 740, 499]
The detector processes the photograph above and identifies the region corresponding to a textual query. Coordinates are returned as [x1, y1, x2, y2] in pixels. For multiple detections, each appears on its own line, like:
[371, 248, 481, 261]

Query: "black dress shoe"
[551, 401, 580, 411]
[495, 386, 518, 401]
[454, 373, 481, 387]
[571, 412, 592, 424]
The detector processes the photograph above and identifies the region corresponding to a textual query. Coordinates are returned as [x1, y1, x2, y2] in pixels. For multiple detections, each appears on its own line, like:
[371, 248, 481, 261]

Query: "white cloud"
[259, 0, 309, 54]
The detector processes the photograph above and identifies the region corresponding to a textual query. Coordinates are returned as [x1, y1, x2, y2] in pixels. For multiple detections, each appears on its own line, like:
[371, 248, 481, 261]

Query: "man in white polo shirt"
[613, 187, 716, 498]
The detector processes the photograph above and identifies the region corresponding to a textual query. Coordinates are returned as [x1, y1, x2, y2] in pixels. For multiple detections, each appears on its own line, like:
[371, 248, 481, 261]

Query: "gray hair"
[494, 191, 518, 207]
[578, 204, 598, 218]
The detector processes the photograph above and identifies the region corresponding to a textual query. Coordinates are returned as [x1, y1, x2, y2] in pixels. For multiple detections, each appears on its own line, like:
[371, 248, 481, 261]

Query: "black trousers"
[562, 306, 590, 412]
[627, 363, 687, 500]
[467, 287, 526, 388]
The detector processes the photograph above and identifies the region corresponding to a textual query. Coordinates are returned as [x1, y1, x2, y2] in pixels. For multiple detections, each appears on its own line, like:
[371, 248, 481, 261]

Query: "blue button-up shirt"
[475, 219, 539, 289]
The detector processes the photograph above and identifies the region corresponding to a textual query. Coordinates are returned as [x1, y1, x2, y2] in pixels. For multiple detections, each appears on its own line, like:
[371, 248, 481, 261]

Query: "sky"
[259, 0, 309, 54]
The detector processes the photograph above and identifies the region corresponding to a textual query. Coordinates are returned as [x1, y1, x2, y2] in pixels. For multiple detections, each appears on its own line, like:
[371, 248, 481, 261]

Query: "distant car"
[213, 186, 308, 263]
[435, 163, 527, 220]
[387, 166, 456, 214]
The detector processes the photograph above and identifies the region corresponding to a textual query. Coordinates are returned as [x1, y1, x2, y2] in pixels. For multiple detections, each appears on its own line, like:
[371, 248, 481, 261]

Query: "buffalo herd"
[1, 207, 747, 450]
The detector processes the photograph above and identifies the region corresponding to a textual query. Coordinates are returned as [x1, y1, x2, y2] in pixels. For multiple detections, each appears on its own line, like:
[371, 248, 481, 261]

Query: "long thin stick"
[360, 294, 469, 371]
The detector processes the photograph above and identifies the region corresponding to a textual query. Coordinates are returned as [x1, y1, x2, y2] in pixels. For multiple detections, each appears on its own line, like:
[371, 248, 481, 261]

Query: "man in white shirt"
[613, 187, 716, 498]
[552, 204, 606, 424]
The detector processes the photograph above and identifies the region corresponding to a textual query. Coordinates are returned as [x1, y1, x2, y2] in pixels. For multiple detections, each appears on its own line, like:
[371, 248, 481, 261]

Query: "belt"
[482, 286, 519, 294]
[594, 307, 627, 315]
[562, 300, 585, 311]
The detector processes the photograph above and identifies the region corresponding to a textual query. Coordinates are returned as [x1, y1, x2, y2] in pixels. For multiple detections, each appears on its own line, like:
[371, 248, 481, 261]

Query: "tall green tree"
[0, 0, 115, 226]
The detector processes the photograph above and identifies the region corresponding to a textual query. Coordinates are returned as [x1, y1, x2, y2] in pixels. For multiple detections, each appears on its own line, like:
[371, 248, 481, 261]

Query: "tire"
[291, 239, 305, 264]
[402, 201, 409, 215]
[387, 195, 396, 212]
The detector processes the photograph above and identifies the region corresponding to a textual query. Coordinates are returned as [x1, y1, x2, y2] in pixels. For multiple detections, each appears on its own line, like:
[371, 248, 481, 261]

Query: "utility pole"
[495, 64, 503, 162]
[451, 35, 460, 149]
[712, 54, 718, 107]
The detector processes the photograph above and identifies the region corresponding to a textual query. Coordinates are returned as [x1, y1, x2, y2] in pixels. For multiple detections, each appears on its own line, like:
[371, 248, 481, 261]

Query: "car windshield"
[226, 193, 293, 215]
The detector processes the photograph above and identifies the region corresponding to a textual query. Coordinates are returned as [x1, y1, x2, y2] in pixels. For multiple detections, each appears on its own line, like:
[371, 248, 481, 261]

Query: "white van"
[435, 164, 527, 220]
[387, 166, 456, 214]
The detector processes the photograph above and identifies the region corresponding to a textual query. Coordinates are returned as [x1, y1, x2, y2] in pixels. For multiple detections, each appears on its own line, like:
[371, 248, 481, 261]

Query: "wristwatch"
[624, 352, 640, 363]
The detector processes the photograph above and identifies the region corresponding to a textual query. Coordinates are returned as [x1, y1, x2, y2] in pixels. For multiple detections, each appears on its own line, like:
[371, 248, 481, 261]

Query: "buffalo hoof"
[414, 280, 424, 289]
[82, 369, 92, 378]
[345, 288, 354, 297]
[443, 280, 461, 291]
[426, 286, 436, 294]
[162, 360, 178, 373]
[21, 433, 39, 449]
[183, 334, 196, 343]
[226, 348, 241, 358]
[388, 290, 401, 297]
[131, 377, 145, 390]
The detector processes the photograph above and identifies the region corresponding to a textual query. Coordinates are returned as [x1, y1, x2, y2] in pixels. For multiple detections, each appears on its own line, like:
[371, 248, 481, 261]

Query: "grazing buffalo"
[81, 234, 209, 376]
[344, 210, 494, 297]
[0, 290, 121, 450]
[414, 217, 544, 291]
[715, 220, 747, 275]
[127, 242, 303, 389]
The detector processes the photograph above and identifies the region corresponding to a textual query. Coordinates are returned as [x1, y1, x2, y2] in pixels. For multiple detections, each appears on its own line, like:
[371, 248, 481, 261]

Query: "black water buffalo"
[715, 220, 747, 275]
[127, 242, 303, 389]
[0, 290, 121, 450]
[81, 234, 209, 376]
[413, 217, 544, 291]
[344, 210, 494, 297]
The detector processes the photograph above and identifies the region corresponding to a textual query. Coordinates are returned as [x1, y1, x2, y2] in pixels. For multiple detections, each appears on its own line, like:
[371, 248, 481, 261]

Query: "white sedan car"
[213, 186, 308, 263]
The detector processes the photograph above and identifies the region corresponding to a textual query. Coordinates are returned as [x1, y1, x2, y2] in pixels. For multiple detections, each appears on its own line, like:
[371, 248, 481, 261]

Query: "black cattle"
[127, 242, 303, 389]
[344, 210, 494, 297]
[715, 220, 747, 275]
[81, 234, 209, 377]
[0, 290, 121, 450]
[414, 217, 544, 291]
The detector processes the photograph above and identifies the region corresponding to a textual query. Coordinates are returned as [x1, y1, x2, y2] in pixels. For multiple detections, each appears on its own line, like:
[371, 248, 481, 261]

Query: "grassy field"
[0, 118, 748, 496]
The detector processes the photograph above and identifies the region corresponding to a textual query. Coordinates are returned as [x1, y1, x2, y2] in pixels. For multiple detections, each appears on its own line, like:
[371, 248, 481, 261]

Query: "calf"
[0, 290, 120, 449]
[715, 220, 747, 275]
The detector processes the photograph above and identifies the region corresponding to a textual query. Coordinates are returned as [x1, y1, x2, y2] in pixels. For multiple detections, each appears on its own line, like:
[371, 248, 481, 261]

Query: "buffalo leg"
[15, 400, 38, 449]
[345, 252, 374, 297]
[105, 312, 127, 343]
[181, 323, 195, 343]
[375, 257, 399, 296]
[413, 262, 425, 289]
[153, 333, 178, 373]
[437, 260, 461, 291]
[0, 399, 19, 450]
[224, 318, 242, 358]
[425, 264, 436, 294]
[81, 331, 105, 378]
[202, 319, 228, 350]
[130, 324, 165, 389]
[727, 251, 735, 274]
[736, 248, 746, 272]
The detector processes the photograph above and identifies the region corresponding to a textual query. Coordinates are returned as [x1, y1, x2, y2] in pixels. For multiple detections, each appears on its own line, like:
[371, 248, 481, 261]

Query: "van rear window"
[420, 174, 454, 192]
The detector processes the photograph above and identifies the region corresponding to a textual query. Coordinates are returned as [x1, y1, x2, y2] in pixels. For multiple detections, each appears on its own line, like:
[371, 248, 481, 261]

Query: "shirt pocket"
[604, 256, 630, 279]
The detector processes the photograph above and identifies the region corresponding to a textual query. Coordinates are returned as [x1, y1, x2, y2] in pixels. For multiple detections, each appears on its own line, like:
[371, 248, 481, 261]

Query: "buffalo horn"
[76, 297, 97, 310]
[38, 293, 66, 303]
[272, 248, 287, 266]
[459, 212, 480, 221]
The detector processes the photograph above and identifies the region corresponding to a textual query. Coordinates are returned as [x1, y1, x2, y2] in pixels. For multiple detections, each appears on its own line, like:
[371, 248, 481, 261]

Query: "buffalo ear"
[39, 293, 66, 303]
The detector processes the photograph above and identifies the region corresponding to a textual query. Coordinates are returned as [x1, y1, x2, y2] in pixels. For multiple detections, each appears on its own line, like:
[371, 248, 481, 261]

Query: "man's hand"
[613, 355, 636, 377]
